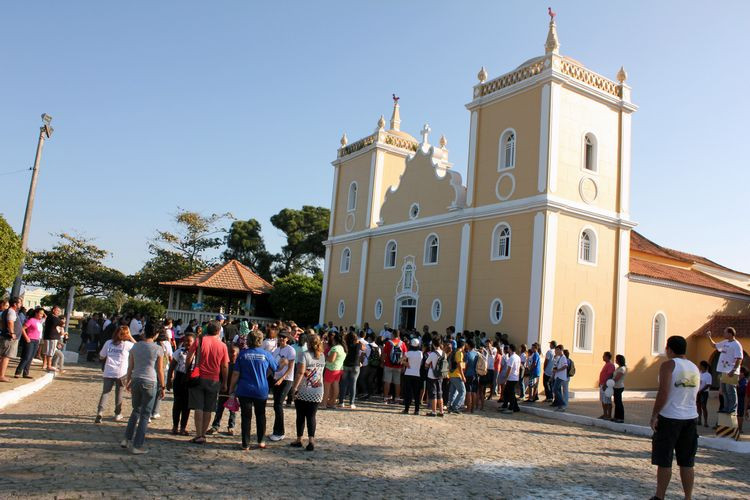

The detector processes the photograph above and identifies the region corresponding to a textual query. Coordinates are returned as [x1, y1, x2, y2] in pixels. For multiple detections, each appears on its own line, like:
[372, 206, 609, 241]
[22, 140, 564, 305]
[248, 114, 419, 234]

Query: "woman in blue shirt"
[228, 330, 278, 450]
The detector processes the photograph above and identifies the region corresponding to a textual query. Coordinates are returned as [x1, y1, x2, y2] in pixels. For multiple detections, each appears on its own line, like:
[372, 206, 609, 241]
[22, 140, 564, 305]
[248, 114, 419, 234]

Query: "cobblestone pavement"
[0, 365, 748, 499]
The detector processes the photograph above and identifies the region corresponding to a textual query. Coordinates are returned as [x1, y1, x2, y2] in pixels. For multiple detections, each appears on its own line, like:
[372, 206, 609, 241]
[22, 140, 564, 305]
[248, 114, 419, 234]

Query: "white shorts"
[600, 386, 611, 404]
[44, 340, 57, 356]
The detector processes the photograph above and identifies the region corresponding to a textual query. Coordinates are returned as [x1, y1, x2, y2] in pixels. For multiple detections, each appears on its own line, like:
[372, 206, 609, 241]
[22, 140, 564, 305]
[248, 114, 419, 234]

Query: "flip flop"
[190, 436, 206, 444]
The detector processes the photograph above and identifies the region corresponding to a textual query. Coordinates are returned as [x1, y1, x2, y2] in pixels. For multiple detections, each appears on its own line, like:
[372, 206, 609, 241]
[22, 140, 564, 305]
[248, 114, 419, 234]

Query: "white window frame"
[423, 233, 439, 266]
[374, 299, 383, 320]
[347, 181, 358, 211]
[337, 300, 345, 319]
[573, 302, 595, 353]
[498, 128, 516, 171]
[340, 247, 351, 273]
[651, 312, 667, 355]
[403, 263, 415, 291]
[384, 240, 397, 269]
[489, 298, 503, 325]
[409, 202, 420, 220]
[582, 133, 598, 173]
[431, 299, 442, 322]
[577, 227, 598, 266]
[490, 222, 512, 261]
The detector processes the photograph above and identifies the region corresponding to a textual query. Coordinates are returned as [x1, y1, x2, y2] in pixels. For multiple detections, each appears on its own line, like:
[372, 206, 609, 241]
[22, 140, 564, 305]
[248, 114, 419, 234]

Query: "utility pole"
[11, 114, 54, 298]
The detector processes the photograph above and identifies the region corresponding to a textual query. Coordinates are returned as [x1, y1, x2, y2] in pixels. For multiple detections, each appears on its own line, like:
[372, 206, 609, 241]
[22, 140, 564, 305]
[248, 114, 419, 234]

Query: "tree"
[270, 206, 329, 276]
[223, 218, 273, 281]
[0, 215, 23, 293]
[269, 273, 322, 327]
[134, 248, 194, 303]
[152, 208, 233, 274]
[121, 298, 166, 320]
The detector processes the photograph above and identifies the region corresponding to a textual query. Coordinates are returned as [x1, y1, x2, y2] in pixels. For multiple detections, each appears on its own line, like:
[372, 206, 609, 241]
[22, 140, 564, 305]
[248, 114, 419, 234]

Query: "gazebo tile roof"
[159, 260, 273, 294]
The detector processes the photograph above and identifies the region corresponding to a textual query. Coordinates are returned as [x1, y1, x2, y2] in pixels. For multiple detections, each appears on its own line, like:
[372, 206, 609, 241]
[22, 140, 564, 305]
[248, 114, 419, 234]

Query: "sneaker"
[151, 413, 161, 419]
[114, 414, 123, 421]
[206, 427, 217, 435]
[425, 412, 437, 417]
[130, 447, 148, 455]
[349, 404, 357, 409]
[120, 439, 131, 448]
[305, 442, 315, 452]
[95, 415, 102, 424]
[437, 413, 445, 418]
[269, 434, 284, 442]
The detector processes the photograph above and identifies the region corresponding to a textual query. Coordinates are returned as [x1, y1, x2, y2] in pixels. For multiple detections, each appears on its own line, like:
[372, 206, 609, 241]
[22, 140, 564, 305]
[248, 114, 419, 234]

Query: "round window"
[490, 299, 503, 325]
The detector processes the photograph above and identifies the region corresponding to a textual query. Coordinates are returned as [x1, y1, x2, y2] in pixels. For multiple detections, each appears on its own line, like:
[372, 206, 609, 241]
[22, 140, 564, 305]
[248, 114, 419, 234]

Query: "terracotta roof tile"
[629, 259, 750, 297]
[159, 260, 273, 294]
[690, 316, 750, 338]
[630, 231, 689, 262]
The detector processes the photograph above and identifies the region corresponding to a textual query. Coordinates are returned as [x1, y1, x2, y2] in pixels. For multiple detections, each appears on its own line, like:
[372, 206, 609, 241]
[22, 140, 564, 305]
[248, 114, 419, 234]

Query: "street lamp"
[10, 114, 54, 298]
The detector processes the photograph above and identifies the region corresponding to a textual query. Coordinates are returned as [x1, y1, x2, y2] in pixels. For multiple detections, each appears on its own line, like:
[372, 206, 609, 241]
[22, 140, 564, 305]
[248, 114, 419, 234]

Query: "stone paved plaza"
[0, 365, 748, 499]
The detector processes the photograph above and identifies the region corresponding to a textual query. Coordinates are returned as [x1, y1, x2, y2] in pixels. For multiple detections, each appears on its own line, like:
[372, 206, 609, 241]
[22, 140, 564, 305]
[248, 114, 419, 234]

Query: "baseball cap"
[216, 314, 226, 321]
[410, 338, 420, 347]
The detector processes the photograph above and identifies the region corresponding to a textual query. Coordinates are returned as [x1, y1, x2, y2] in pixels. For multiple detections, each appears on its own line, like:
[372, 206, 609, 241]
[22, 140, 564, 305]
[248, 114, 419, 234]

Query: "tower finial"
[439, 134, 447, 149]
[340, 132, 348, 147]
[420, 123, 431, 146]
[616, 66, 628, 84]
[390, 94, 401, 131]
[545, 7, 560, 55]
[477, 66, 488, 83]
[377, 115, 385, 131]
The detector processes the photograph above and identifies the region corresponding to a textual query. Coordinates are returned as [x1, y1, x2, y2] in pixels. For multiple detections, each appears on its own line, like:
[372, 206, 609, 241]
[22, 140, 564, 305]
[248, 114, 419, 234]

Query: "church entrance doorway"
[397, 297, 417, 330]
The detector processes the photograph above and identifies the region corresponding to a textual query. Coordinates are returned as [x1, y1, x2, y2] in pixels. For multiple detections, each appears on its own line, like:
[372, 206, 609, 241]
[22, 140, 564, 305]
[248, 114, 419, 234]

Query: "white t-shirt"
[507, 353, 521, 381]
[699, 371, 712, 392]
[485, 346, 498, 371]
[262, 337, 278, 352]
[544, 349, 555, 376]
[172, 346, 189, 373]
[160, 340, 173, 360]
[404, 350, 423, 377]
[381, 329, 392, 340]
[165, 327, 174, 340]
[716, 339, 743, 374]
[99, 340, 135, 379]
[129, 319, 142, 337]
[427, 348, 443, 379]
[553, 355, 568, 381]
[273, 344, 297, 381]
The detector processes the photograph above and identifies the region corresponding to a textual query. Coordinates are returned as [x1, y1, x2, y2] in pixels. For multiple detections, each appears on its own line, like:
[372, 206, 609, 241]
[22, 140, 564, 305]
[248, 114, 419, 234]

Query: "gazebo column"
[245, 293, 253, 314]
[175, 290, 181, 310]
[168, 288, 174, 310]
[197, 288, 204, 305]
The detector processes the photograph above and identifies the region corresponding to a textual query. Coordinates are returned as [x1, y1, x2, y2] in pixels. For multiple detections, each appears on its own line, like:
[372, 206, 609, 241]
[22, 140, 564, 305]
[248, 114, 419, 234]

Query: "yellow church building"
[319, 17, 750, 390]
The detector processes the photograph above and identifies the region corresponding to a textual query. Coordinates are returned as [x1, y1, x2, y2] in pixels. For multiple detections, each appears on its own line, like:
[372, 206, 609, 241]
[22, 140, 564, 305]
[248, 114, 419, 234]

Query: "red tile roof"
[159, 260, 273, 294]
[630, 231, 690, 262]
[690, 316, 750, 339]
[629, 259, 750, 297]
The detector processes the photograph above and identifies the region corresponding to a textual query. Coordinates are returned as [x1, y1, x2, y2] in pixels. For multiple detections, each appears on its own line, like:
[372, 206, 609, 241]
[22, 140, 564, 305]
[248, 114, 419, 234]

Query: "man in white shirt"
[380, 323, 390, 340]
[706, 327, 743, 414]
[551, 345, 568, 411]
[500, 344, 521, 414]
[128, 314, 143, 339]
[543, 340, 557, 402]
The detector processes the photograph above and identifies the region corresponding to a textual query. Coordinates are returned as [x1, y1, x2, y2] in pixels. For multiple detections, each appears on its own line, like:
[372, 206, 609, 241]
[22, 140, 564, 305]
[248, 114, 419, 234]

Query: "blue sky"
[2, 1, 748, 275]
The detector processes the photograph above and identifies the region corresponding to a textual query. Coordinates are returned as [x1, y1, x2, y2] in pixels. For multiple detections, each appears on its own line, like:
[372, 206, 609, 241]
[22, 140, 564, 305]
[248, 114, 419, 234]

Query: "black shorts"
[479, 371, 494, 386]
[651, 415, 698, 468]
[428, 378, 443, 399]
[697, 391, 709, 406]
[465, 376, 479, 393]
[188, 378, 221, 412]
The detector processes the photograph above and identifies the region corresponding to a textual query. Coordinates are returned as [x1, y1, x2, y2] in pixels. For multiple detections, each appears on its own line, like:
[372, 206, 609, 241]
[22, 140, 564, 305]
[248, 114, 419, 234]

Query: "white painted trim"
[355, 239, 369, 326]
[384, 239, 397, 269]
[489, 298, 504, 325]
[454, 223, 471, 330]
[319, 245, 332, 324]
[409, 202, 420, 220]
[393, 294, 419, 330]
[344, 212, 355, 233]
[370, 151, 385, 227]
[374, 298, 383, 320]
[0, 371, 55, 410]
[337, 300, 345, 319]
[466, 111, 478, 207]
[548, 83, 560, 193]
[540, 212, 558, 347]
[537, 84, 550, 193]
[628, 275, 750, 302]
[613, 228, 630, 356]
[573, 302, 595, 354]
[651, 311, 667, 356]
[497, 128, 517, 171]
[577, 226, 598, 266]
[423, 232, 439, 266]
[495, 173, 516, 202]
[581, 132, 599, 174]
[328, 165, 340, 237]
[490, 222, 511, 261]
[619, 112, 632, 217]
[332, 139, 414, 165]
[364, 152, 376, 225]
[431, 298, 442, 322]
[340, 247, 351, 273]
[347, 181, 358, 212]
[693, 263, 750, 281]
[527, 212, 545, 346]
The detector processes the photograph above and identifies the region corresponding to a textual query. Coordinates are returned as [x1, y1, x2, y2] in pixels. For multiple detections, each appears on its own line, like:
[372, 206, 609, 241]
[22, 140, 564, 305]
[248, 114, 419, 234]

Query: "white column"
[465, 111, 479, 206]
[614, 228, 630, 356]
[454, 223, 472, 330]
[539, 212, 558, 347]
[537, 84, 551, 193]
[527, 212, 545, 346]
[369, 151, 384, 227]
[547, 83, 560, 193]
[168, 288, 174, 310]
[197, 289, 203, 304]
[328, 164, 340, 237]
[355, 239, 369, 326]
[245, 293, 253, 312]
[319, 245, 332, 324]
[618, 112, 632, 218]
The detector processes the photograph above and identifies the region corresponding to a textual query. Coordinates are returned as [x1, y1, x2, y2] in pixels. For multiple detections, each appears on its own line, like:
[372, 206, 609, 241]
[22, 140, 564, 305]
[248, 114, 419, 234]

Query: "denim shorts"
[189, 378, 221, 412]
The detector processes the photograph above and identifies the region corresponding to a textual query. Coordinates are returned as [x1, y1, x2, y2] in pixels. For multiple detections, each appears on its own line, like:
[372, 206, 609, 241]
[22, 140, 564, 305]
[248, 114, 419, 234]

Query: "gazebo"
[159, 260, 275, 325]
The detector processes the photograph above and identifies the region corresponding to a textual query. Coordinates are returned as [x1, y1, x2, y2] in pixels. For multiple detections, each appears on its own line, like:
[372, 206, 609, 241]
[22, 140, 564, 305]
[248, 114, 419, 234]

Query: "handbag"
[224, 396, 240, 412]
[188, 337, 202, 387]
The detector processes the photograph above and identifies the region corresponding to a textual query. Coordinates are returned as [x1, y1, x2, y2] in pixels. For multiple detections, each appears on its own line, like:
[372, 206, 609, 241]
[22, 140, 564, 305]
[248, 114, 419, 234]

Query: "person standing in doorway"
[649, 336, 700, 500]
[705, 327, 743, 414]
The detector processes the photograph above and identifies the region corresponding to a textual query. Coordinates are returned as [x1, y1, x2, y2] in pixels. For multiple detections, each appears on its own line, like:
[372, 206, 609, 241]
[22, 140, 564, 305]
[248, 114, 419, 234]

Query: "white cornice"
[331, 142, 413, 166]
[693, 263, 750, 282]
[628, 274, 750, 302]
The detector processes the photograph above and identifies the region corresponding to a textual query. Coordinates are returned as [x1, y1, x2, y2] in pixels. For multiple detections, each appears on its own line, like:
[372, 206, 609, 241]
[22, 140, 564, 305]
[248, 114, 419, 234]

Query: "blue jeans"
[339, 366, 360, 405]
[15, 339, 39, 377]
[552, 378, 567, 408]
[448, 377, 466, 411]
[720, 381, 737, 413]
[125, 378, 157, 449]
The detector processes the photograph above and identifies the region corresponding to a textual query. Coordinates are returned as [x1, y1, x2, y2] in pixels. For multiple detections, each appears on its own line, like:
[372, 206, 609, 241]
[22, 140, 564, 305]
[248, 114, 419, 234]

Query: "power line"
[0, 167, 32, 177]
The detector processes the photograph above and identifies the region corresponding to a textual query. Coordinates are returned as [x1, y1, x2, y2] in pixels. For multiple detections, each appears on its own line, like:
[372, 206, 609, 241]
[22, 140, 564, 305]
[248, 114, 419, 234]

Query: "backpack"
[476, 351, 488, 376]
[434, 353, 448, 378]
[368, 344, 381, 367]
[388, 340, 403, 365]
[567, 358, 576, 377]
[449, 350, 460, 372]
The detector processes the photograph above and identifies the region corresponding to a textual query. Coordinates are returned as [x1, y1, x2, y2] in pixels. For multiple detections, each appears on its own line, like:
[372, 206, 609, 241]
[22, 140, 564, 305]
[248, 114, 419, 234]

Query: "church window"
[374, 299, 383, 320]
[490, 299, 503, 324]
[340, 247, 351, 273]
[347, 182, 357, 211]
[384, 240, 397, 269]
[578, 228, 597, 265]
[424, 234, 439, 265]
[652, 313, 667, 355]
[403, 264, 414, 291]
[499, 129, 516, 170]
[431, 299, 442, 321]
[584, 133, 598, 172]
[491, 223, 511, 260]
[574, 304, 594, 352]
[338, 300, 345, 319]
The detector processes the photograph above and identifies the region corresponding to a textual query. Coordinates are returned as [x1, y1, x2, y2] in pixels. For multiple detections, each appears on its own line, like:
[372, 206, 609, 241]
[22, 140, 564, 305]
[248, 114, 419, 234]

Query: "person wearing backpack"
[358, 333, 379, 401]
[425, 340, 446, 417]
[463, 340, 480, 413]
[447, 340, 467, 414]
[382, 335, 407, 404]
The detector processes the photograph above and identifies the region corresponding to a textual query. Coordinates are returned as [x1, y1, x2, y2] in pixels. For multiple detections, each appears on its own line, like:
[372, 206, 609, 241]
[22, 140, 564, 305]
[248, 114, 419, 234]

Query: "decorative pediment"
[378, 131, 466, 226]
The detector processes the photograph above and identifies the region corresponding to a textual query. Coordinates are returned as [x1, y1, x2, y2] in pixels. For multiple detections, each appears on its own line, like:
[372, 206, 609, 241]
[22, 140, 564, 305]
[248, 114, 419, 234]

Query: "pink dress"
[24, 317, 43, 341]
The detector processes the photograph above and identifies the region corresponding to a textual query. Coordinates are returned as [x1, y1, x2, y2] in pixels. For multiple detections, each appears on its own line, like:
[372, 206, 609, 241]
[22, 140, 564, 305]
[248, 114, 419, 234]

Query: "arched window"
[652, 313, 667, 355]
[491, 223, 511, 260]
[384, 240, 397, 269]
[498, 129, 516, 170]
[340, 247, 351, 273]
[574, 304, 594, 352]
[347, 182, 357, 211]
[338, 300, 345, 319]
[578, 228, 597, 265]
[403, 264, 414, 291]
[424, 234, 439, 265]
[374, 299, 383, 320]
[583, 133, 597, 172]
[490, 298, 503, 324]
[431, 299, 442, 321]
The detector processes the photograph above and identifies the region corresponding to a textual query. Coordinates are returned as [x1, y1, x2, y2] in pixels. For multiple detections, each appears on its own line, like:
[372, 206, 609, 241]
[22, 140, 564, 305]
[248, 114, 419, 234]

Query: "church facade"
[319, 18, 750, 389]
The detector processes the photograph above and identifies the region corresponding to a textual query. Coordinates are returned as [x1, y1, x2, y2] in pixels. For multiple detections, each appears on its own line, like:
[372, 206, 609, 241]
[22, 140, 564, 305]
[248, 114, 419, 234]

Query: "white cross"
[421, 123, 431, 145]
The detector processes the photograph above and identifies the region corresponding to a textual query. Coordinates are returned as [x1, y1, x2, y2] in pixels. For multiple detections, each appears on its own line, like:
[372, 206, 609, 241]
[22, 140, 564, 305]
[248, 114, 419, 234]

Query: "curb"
[0, 371, 56, 411]
[519, 404, 750, 454]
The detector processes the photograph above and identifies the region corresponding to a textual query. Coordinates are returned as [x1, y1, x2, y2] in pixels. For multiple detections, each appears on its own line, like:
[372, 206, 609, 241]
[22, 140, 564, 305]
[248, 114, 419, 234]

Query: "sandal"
[180, 429, 190, 436]
[290, 441, 303, 448]
[257, 442, 267, 450]
[190, 436, 206, 444]
[171, 428, 179, 435]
